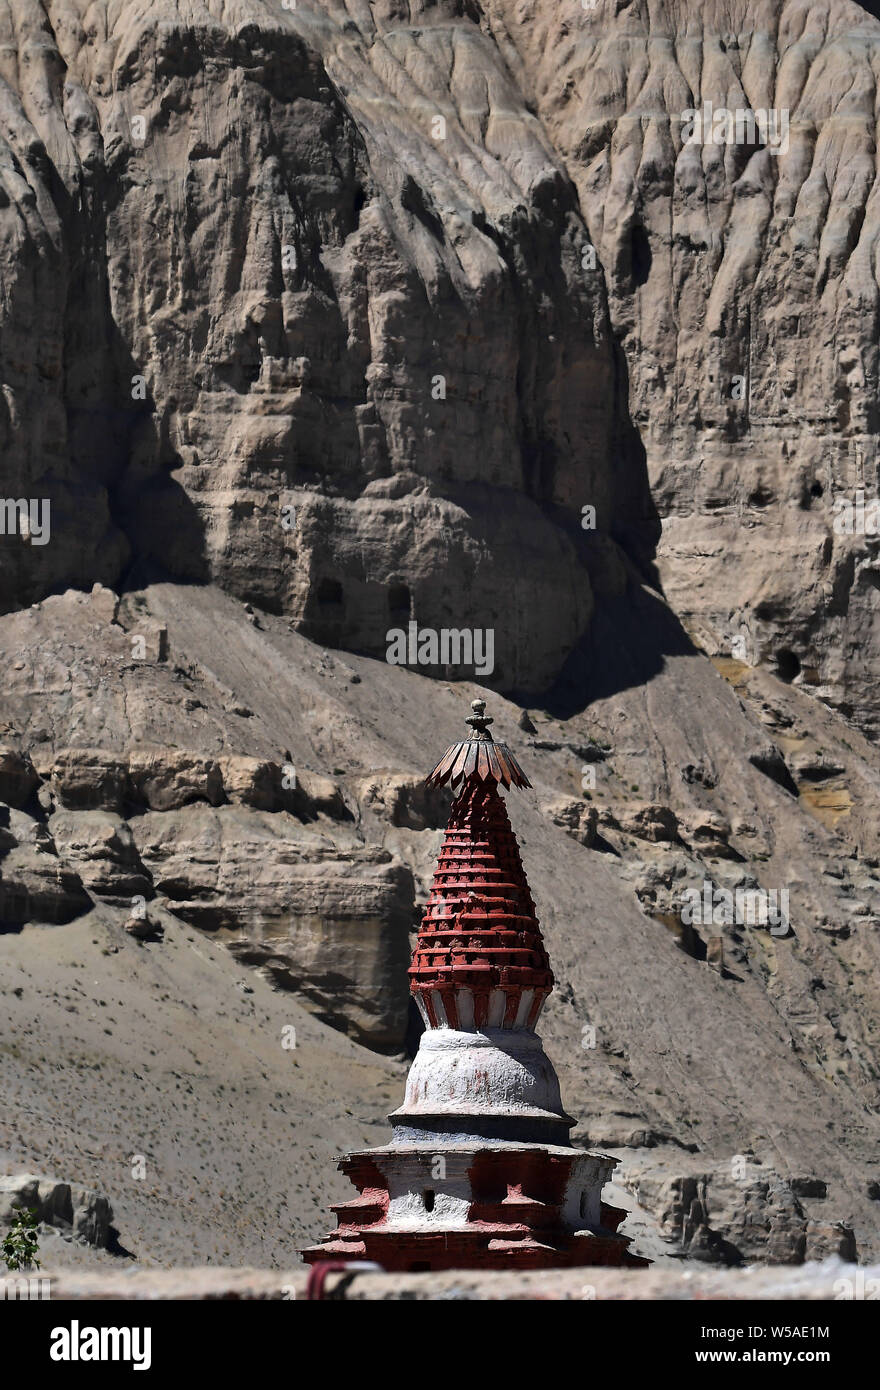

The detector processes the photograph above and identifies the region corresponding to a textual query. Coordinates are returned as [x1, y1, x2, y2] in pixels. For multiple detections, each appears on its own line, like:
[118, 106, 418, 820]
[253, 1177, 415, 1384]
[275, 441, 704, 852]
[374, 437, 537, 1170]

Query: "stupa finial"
[465, 698, 493, 739]
[424, 701, 531, 790]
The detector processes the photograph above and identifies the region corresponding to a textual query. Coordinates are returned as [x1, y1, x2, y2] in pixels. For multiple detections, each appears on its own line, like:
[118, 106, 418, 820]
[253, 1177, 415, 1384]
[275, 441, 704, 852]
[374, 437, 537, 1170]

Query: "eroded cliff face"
[0, 0, 663, 694]
[5, 0, 880, 723]
[5, 0, 880, 717]
[483, 0, 880, 727]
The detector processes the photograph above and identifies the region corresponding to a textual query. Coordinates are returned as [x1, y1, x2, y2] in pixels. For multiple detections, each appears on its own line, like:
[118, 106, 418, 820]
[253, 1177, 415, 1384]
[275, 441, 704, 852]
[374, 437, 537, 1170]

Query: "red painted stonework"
[409, 776, 553, 1030]
[303, 1149, 647, 1271]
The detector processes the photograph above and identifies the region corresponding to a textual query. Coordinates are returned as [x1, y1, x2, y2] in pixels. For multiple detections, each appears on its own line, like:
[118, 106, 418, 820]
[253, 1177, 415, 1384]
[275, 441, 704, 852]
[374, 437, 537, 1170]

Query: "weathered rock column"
[303, 702, 646, 1270]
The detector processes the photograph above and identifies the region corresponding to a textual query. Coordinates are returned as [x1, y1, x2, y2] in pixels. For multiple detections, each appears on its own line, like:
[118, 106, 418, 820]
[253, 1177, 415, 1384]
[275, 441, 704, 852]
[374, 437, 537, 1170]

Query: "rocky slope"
[2, 581, 880, 1265]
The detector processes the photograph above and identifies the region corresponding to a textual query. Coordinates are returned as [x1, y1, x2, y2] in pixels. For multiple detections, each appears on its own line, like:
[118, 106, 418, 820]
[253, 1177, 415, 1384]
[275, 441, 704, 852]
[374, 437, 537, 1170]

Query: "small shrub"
[2, 1208, 41, 1271]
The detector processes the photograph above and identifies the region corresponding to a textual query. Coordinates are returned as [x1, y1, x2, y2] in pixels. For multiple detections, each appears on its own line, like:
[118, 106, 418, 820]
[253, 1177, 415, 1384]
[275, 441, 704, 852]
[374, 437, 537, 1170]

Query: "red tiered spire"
[409, 701, 553, 1032]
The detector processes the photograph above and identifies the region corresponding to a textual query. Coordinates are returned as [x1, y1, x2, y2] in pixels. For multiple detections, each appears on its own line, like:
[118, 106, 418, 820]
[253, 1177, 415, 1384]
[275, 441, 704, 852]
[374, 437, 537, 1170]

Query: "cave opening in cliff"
[630, 224, 652, 286]
[317, 578, 344, 608]
[388, 582, 411, 623]
[775, 649, 802, 683]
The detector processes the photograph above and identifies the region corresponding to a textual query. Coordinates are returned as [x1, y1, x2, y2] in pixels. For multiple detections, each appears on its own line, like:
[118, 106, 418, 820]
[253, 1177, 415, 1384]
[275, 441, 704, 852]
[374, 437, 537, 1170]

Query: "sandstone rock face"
[627, 1161, 857, 1267]
[288, 770, 352, 823]
[355, 771, 452, 831]
[545, 795, 598, 846]
[0, 0, 658, 697]
[49, 747, 350, 818]
[601, 801, 680, 844]
[130, 805, 415, 1048]
[218, 757, 282, 814]
[489, 0, 880, 730]
[127, 751, 225, 813]
[51, 750, 130, 814]
[680, 810, 738, 858]
[48, 811, 151, 905]
[0, 1174, 113, 1250]
[0, 749, 39, 809]
[0, 811, 92, 925]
